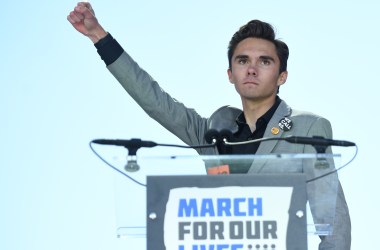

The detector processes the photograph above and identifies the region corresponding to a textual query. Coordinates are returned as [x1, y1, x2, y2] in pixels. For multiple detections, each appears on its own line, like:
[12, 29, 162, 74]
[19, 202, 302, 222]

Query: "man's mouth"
[243, 81, 258, 85]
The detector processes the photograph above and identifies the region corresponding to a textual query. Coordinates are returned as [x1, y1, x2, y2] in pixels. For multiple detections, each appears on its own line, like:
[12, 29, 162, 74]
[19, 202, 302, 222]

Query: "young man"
[68, 2, 351, 249]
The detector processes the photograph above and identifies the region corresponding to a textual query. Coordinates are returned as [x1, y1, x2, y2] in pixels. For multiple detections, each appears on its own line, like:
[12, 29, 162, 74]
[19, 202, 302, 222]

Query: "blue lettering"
[248, 198, 262, 216]
[233, 198, 245, 216]
[178, 197, 263, 218]
[217, 198, 231, 216]
[178, 198, 198, 217]
[200, 198, 215, 217]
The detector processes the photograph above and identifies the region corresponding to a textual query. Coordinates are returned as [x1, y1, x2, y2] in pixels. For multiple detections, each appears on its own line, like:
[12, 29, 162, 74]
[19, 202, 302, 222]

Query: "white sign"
[164, 186, 293, 250]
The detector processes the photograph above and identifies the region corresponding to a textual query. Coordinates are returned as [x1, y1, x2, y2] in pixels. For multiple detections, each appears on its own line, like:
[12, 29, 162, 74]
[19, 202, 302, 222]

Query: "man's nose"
[247, 65, 257, 76]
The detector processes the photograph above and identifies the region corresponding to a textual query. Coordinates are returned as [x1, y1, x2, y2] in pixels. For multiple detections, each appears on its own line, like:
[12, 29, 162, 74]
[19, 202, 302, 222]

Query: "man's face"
[228, 38, 287, 103]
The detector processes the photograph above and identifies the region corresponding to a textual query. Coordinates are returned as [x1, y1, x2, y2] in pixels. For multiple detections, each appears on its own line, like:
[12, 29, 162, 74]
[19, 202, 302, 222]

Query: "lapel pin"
[271, 127, 280, 135]
[278, 117, 293, 131]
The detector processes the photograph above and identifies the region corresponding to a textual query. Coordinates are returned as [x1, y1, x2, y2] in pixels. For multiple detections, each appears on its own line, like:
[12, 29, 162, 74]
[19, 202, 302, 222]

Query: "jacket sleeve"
[106, 51, 212, 153]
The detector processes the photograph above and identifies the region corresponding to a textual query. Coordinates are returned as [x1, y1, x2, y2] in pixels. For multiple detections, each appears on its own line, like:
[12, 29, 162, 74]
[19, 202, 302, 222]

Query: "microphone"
[284, 136, 356, 147]
[219, 129, 233, 143]
[204, 129, 233, 145]
[124, 155, 140, 172]
[204, 129, 219, 144]
[92, 138, 157, 148]
[283, 136, 356, 169]
[92, 138, 157, 172]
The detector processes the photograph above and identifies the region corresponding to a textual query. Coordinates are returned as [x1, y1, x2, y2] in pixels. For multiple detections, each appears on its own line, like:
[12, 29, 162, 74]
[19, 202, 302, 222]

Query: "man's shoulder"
[291, 109, 324, 119]
[279, 100, 329, 121]
[277, 101, 331, 132]
[288, 111, 332, 139]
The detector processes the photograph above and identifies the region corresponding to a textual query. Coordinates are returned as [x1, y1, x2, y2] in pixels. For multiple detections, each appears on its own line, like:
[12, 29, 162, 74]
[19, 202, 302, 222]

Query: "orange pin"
[271, 127, 280, 135]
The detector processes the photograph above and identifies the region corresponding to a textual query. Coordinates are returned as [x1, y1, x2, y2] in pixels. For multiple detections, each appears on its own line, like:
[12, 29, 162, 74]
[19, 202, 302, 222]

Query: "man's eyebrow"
[259, 55, 275, 62]
[234, 55, 249, 61]
[234, 55, 276, 62]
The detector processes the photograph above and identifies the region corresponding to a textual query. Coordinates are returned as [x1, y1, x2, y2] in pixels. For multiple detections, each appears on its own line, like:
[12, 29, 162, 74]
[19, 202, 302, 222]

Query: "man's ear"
[227, 68, 234, 83]
[277, 71, 288, 86]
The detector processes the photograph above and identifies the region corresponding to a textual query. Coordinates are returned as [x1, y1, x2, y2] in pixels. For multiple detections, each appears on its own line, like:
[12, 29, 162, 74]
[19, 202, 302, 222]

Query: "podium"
[110, 153, 340, 250]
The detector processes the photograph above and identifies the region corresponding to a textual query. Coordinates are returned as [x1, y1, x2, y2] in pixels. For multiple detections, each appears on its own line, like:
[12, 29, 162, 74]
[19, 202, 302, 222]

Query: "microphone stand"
[124, 143, 140, 172]
[310, 136, 330, 169]
[121, 138, 150, 172]
[92, 138, 216, 173]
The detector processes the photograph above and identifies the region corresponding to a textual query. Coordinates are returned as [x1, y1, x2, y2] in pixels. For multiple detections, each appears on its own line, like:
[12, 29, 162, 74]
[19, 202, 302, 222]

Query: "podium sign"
[108, 153, 340, 249]
[147, 174, 308, 250]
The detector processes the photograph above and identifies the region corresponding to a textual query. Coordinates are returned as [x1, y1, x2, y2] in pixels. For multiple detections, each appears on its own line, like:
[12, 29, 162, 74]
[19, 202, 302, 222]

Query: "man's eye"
[238, 59, 247, 64]
[260, 59, 271, 65]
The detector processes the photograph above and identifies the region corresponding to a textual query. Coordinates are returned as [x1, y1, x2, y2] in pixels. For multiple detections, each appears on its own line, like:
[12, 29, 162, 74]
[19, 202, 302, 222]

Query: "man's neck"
[242, 97, 276, 132]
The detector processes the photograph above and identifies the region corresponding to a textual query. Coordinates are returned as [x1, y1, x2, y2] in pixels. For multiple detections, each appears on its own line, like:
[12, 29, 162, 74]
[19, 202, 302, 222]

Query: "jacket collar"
[256, 100, 292, 154]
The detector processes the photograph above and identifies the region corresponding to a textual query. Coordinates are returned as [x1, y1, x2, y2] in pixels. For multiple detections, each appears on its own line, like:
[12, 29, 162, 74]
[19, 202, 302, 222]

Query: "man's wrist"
[88, 26, 108, 44]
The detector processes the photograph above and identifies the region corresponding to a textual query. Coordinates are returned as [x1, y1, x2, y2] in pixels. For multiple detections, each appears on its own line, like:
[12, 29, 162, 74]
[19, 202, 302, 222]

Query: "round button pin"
[271, 127, 280, 135]
[278, 117, 293, 131]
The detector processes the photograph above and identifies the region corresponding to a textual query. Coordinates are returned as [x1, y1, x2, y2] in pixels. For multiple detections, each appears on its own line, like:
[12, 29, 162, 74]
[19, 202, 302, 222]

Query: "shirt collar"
[236, 96, 282, 125]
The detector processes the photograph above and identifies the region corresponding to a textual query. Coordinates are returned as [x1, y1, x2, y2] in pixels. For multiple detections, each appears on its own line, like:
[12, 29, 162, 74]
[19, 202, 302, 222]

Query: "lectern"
[111, 153, 339, 250]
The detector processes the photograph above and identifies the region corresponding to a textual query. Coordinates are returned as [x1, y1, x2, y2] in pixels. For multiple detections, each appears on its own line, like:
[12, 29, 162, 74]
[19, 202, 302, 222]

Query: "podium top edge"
[137, 153, 341, 160]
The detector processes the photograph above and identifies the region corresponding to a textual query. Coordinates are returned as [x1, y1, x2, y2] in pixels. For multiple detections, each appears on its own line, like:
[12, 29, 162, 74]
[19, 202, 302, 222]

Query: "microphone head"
[204, 129, 220, 144]
[219, 129, 233, 143]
